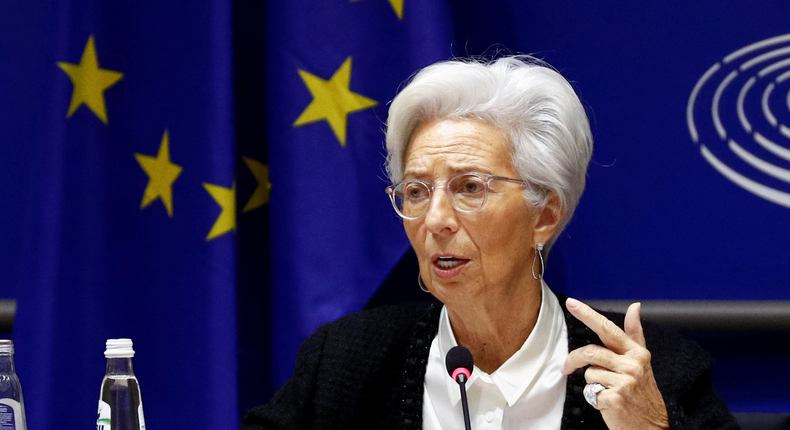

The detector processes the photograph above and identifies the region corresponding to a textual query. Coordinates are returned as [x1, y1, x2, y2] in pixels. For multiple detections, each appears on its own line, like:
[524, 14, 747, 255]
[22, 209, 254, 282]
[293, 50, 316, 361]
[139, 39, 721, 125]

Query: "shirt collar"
[438, 280, 565, 407]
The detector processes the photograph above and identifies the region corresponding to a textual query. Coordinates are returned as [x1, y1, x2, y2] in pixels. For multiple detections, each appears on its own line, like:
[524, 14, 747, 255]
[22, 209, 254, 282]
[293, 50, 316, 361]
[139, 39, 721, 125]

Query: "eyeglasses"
[385, 172, 527, 220]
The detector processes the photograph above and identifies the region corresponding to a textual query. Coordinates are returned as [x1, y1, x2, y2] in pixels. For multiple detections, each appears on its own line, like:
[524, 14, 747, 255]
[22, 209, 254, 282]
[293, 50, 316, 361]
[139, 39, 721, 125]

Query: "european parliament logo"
[688, 34, 790, 209]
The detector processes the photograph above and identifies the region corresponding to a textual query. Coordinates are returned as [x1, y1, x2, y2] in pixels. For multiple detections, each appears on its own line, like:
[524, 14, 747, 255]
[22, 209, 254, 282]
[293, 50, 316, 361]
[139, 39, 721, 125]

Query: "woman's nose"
[423, 187, 459, 234]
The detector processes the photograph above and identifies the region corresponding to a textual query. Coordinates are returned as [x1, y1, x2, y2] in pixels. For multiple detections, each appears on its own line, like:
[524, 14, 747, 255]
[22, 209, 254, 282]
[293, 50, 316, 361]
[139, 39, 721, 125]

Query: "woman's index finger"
[566, 297, 635, 354]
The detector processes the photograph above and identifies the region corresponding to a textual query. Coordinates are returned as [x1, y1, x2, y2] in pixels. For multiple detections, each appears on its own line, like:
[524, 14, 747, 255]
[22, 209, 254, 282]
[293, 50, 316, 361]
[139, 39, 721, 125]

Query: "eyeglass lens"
[393, 174, 487, 218]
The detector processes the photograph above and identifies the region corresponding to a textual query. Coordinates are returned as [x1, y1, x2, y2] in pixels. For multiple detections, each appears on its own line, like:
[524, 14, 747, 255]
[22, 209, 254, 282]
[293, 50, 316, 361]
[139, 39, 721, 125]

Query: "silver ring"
[583, 383, 606, 408]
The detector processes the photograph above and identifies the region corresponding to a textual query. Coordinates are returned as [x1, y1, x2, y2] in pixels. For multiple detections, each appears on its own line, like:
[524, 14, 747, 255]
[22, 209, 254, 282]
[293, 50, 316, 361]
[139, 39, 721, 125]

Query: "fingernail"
[566, 297, 579, 309]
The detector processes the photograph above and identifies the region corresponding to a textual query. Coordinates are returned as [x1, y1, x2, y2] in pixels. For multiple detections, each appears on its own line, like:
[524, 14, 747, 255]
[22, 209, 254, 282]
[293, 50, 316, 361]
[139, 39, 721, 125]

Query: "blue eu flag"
[264, 0, 455, 386]
[0, 1, 247, 428]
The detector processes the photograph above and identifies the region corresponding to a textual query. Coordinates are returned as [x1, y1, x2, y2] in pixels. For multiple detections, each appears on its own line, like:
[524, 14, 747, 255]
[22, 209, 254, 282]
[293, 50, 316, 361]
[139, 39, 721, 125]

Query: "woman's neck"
[446, 279, 542, 374]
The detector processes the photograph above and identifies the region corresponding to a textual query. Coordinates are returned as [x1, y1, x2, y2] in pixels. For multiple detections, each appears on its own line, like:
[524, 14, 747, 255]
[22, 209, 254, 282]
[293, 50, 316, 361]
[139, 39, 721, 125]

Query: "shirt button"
[485, 411, 495, 422]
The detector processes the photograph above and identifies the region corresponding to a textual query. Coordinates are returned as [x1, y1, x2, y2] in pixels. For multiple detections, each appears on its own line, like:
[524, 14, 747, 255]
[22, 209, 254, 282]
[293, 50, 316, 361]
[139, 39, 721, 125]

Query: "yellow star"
[389, 0, 404, 19]
[242, 157, 272, 212]
[134, 130, 183, 217]
[203, 182, 236, 241]
[352, 0, 404, 19]
[293, 56, 378, 147]
[57, 35, 123, 124]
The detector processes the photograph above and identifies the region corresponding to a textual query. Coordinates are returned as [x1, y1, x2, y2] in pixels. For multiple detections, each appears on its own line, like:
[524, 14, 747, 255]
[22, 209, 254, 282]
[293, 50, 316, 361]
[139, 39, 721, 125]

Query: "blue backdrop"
[1, 0, 789, 428]
[0, 1, 238, 429]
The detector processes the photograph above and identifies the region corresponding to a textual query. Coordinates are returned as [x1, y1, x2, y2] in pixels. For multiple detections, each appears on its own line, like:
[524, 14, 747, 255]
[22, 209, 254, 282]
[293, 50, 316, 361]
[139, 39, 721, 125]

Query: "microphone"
[446, 346, 473, 430]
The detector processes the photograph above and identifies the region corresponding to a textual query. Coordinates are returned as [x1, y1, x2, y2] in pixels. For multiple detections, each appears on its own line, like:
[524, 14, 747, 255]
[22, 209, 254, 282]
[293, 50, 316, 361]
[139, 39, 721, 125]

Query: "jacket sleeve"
[663, 369, 739, 430]
[643, 322, 739, 430]
[241, 325, 328, 430]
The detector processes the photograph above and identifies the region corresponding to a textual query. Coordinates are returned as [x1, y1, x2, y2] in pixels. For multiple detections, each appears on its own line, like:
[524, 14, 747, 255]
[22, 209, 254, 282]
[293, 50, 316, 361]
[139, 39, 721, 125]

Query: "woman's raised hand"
[562, 298, 669, 430]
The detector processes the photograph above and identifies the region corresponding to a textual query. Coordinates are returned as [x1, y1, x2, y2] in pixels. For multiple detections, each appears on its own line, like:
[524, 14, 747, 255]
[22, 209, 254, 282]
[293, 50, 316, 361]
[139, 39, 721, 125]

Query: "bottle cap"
[0, 340, 13, 355]
[105, 338, 135, 358]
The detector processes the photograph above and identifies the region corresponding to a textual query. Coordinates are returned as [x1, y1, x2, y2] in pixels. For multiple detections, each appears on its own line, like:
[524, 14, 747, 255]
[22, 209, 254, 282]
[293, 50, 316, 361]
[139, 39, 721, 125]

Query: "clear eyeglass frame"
[384, 172, 528, 220]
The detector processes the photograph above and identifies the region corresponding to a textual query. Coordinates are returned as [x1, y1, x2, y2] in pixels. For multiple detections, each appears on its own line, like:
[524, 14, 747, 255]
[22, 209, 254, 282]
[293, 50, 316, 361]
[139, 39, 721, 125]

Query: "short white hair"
[385, 56, 593, 252]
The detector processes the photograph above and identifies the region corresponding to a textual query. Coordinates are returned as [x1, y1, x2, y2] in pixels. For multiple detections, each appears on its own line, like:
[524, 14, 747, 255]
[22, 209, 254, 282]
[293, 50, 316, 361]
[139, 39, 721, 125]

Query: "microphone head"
[445, 346, 474, 382]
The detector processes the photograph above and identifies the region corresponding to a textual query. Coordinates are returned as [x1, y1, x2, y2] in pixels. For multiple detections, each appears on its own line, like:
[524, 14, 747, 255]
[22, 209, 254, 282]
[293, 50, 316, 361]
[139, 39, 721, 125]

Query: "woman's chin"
[429, 278, 480, 306]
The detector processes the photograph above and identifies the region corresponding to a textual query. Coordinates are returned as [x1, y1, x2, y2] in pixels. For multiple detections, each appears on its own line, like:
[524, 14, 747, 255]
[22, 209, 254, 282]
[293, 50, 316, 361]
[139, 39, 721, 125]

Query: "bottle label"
[0, 399, 26, 430]
[96, 400, 111, 430]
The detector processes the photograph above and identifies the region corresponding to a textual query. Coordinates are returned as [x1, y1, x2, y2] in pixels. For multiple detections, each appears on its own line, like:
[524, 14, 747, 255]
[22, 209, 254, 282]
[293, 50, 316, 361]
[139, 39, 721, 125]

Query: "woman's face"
[403, 118, 551, 306]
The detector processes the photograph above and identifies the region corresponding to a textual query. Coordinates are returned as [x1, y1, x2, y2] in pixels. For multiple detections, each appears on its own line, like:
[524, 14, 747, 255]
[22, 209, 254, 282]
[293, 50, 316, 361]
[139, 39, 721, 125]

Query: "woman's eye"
[456, 179, 483, 194]
[405, 185, 427, 199]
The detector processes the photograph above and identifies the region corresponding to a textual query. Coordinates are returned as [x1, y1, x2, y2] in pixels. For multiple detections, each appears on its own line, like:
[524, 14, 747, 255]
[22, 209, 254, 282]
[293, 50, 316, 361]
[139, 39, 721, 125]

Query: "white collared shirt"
[422, 280, 568, 430]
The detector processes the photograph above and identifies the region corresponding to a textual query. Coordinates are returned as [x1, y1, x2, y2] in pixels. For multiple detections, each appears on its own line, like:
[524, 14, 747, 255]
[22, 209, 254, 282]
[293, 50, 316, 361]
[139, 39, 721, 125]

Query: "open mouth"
[431, 255, 469, 279]
[433, 255, 470, 270]
[436, 256, 463, 269]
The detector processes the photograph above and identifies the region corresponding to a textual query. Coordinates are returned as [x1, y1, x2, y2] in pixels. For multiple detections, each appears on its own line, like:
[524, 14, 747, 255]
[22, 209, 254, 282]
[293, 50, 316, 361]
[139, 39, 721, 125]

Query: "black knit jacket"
[242, 296, 738, 430]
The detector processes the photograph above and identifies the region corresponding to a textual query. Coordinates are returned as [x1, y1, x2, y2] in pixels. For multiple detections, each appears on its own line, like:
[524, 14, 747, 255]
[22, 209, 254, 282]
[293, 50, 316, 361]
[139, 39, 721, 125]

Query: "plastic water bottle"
[0, 340, 27, 430]
[97, 339, 146, 430]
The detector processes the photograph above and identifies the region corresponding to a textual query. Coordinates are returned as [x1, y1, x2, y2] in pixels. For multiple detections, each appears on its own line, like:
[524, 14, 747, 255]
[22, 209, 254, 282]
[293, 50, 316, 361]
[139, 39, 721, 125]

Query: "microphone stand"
[456, 373, 472, 430]
[446, 345, 474, 430]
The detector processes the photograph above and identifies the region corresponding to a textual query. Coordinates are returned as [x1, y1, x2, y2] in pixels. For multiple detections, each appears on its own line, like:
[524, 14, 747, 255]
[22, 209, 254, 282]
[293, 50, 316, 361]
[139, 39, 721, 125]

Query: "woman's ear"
[533, 191, 566, 246]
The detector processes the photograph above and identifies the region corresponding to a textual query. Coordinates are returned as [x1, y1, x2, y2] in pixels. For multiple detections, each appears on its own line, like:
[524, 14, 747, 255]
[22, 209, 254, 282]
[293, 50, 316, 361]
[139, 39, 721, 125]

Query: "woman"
[242, 56, 737, 430]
